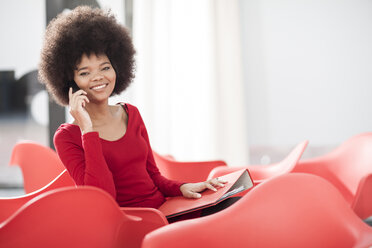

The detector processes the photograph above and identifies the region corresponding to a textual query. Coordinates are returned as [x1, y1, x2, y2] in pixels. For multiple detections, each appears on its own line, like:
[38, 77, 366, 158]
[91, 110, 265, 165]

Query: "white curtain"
[124, 0, 249, 166]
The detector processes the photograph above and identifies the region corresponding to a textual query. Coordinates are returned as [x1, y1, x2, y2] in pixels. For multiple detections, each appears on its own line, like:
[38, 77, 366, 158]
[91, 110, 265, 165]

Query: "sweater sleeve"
[135, 109, 184, 197]
[54, 127, 116, 198]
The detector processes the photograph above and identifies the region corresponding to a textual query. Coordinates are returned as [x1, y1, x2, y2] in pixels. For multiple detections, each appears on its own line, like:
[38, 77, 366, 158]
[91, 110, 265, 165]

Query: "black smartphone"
[69, 81, 80, 93]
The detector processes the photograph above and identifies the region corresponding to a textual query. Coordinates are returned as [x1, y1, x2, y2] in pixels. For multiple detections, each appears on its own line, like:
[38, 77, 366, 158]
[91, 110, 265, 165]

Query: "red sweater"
[54, 103, 184, 208]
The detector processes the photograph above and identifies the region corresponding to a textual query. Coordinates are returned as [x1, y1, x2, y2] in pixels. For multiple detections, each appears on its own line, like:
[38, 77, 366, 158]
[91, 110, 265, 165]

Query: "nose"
[92, 72, 104, 81]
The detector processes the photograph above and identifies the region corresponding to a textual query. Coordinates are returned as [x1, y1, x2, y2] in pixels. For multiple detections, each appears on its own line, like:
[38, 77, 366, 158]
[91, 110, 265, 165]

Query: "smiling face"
[73, 53, 116, 104]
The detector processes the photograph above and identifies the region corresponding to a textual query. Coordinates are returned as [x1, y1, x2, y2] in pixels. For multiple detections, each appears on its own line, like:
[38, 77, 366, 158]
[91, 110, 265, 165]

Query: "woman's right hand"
[68, 87, 93, 133]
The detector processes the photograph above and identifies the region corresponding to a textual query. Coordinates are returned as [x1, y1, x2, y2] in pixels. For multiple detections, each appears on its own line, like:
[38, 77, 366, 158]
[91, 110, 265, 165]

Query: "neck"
[85, 101, 114, 126]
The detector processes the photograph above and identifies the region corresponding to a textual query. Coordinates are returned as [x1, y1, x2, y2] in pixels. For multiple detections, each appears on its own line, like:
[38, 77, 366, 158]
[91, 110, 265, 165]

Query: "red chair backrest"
[294, 133, 372, 203]
[153, 151, 227, 182]
[0, 186, 130, 248]
[208, 140, 308, 182]
[9, 141, 65, 193]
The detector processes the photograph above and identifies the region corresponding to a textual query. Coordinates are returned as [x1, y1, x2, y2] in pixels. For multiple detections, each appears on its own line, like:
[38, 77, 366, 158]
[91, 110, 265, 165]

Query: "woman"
[38, 6, 225, 215]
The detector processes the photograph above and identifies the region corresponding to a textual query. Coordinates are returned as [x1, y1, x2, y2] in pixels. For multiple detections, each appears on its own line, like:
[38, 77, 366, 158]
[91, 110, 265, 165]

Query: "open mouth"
[90, 83, 108, 90]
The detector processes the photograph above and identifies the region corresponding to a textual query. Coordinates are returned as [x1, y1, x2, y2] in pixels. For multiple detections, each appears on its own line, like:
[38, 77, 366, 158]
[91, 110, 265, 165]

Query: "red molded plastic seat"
[9, 141, 65, 193]
[0, 186, 168, 248]
[293, 133, 372, 219]
[0, 170, 168, 238]
[153, 151, 227, 183]
[6, 142, 168, 245]
[0, 186, 130, 248]
[142, 173, 372, 248]
[207, 140, 308, 183]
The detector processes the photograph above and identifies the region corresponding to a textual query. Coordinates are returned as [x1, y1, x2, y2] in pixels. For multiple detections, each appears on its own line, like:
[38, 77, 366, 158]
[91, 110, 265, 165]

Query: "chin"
[87, 94, 109, 104]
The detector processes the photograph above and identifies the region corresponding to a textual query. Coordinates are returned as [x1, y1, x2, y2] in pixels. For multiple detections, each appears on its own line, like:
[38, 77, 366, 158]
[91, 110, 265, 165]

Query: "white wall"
[240, 0, 372, 146]
[0, 0, 45, 79]
[97, 0, 125, 24]
[0, 0, 124, 79]
[2, 0, 372, 149]
[0, 0, 125, 125]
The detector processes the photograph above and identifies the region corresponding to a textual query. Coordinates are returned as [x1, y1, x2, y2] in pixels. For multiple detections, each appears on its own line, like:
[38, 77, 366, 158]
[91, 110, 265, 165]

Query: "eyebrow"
[76, 61, 111, 72]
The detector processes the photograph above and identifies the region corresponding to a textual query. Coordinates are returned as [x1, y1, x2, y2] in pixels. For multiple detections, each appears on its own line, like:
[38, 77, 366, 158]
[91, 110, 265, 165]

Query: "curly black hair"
[38, 6, 136, 106]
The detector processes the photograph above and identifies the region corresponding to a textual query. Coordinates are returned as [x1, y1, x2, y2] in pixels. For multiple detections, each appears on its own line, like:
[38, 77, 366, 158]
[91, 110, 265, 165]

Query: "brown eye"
[79, 72, 89, 76]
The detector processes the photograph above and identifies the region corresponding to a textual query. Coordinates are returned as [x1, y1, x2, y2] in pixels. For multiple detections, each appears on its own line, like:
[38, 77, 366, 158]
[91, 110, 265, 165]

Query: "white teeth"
[92, 84, 106, 90]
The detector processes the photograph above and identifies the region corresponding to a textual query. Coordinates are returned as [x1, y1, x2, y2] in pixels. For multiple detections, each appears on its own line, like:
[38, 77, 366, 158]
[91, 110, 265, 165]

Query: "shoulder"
[54, 123, 81, 143]
[119, 102, 138, 111]
[116, 102, 141, 115]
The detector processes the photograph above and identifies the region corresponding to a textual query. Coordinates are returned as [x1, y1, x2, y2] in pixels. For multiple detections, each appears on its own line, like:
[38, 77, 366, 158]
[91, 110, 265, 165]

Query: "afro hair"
[38, 6, 136, 106]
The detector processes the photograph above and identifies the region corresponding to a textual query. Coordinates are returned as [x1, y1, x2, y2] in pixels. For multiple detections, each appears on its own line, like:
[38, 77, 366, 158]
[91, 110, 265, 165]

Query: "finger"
[69, 89, 86, 105]
[189, 192, 202, 198]
[213, 181, 226, 188]
[69, 87, 73, 100]
[72, 89, 88, 97]
[73, 95, 90, 104]
[204, 182, 217, 192]
[70, 98, 85, 110]
[184, 190, 201, 199]
[213, 178, 227, 187]
[208, 178, 226, 188]
[81, 95, 90, 104]
[217, 178, 228, 184]
[215, 179, 227, 187]
[82, 96, 90, 107]
[70, 96, 89, 112]
[81, 98, 89, 108]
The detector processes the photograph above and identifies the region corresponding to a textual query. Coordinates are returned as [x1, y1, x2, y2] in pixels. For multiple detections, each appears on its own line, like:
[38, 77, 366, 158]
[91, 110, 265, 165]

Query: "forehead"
[76, 53, 110, 67]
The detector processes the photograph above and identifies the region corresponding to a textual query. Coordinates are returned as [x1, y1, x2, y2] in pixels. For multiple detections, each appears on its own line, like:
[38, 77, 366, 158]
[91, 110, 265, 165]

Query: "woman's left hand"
[180, 178, 228, 199]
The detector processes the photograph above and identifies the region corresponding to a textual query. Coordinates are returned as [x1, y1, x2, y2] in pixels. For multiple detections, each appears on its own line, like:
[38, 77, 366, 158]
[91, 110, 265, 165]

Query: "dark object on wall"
[0, 70, 47, 115]
[20, 70, 45, 97]
[11, 77, 27, 113]
[0, 70, 30, 114]
[0, 71, 15, 114]
[16, 70, 45, 112]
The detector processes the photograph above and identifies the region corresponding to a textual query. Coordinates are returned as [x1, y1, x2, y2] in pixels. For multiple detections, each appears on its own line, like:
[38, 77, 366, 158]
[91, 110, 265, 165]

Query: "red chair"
[293, 133, 372, 219]
[207, 140, 308, 183]
[0, 186, 157, 248]
[153, 151, 227, 183]
[6, 141, 168, 246]
[0, 170, 75, 223]
[0, 168, 168, 227]
[9, 141, 65, 193]
[142, 173, 372, 248]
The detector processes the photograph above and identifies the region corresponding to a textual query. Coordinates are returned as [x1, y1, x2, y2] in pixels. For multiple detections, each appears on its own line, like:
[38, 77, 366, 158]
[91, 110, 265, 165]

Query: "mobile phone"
[69, 81, 80, 93]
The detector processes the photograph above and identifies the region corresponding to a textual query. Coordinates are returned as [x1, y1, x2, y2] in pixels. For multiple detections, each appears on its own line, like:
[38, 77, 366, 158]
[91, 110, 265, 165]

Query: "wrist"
[180, 183, 189, 194]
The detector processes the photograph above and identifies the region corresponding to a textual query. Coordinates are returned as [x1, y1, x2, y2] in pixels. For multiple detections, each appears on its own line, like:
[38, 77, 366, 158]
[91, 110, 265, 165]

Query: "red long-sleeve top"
[54, 103, 184, 208]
